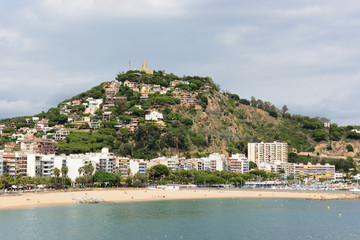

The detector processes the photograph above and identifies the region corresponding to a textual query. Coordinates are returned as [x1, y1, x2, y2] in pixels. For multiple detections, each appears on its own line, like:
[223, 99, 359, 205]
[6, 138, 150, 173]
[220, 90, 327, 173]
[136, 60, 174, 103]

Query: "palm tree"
[54, 167, 60, 184]
[24, 176, 32, 190]
[61, 166, 69, 187]
[145, 168, 150, 185]
[88, 165, 94, 175]
[77, 167, 84, 187]
[15, 174, 22, 192]
[82, 165, 94, 187]
[83, 164, 94, 175]
[78, 167, 83, 178]
[0, 173, 9, 192]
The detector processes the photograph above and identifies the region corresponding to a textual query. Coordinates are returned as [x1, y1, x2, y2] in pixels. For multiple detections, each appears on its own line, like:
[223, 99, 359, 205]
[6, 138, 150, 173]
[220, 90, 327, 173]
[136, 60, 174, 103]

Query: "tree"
[249, 161, 257, 170]
[61, 166, 69, 186]
[313, 129, 326, 142]
[249, 170, 267, 181]
[230, 176, 244, 187]
[269, 110, 278, 118]
[114, 100, 130, 115]
[92, 171, 117, 186]
[149, 164, 169, 181]
[78, 167, 83, 179]
[0, 173, 9, 192]
[83, 164, 94, 175]
[54, 167, 60, 184]
[281, 105, 288, 117]
[346, 144, 354, 152]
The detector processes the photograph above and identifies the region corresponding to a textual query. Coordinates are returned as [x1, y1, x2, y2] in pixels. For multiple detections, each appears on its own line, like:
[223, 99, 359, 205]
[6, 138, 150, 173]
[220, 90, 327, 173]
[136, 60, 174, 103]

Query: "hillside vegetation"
[1, 70, 360, 166]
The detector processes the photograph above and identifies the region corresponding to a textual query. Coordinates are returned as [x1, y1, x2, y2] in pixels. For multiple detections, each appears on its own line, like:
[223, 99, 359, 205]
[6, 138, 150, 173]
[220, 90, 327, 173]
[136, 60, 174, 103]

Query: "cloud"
[1, 0, 360, 126]
[217, 26, 259, 46]
[40, 0, 192, 18]
[0, 26, 35, 50]
[272, 5, 333, 17]
[0, 99, 45, 118]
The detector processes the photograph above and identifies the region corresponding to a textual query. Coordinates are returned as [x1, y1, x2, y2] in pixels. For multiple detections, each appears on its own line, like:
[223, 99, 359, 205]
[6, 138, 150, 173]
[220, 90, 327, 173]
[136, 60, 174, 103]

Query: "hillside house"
[35, 119, 49, 131]
[102, 104, 114, 110]
[0, 125, 5, 134]
[113, 96, 127, 102]
[60, 102, 71, 109]
[32, 117, 39, 122]
[123, 80, 138, 89]
[140, 84, 152, 94]
[90, 119, 101, 129]
[102, 82, 111, 88]
[145, 110, 163, 121]
[110, 81, 122, 89]
[103, 112, 112, 121]
[60, 109, 71, 115]
[68, 113, 80, 122]
[140, 94, 149, 101]
[152, 85, 161, 93]
[54, 128, 71, 141]
[72, 100, 82, 105]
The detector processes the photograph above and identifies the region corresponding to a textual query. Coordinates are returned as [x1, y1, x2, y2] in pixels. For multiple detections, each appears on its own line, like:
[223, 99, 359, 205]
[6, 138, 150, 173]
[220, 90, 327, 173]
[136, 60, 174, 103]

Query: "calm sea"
[1, 198, 359, 240]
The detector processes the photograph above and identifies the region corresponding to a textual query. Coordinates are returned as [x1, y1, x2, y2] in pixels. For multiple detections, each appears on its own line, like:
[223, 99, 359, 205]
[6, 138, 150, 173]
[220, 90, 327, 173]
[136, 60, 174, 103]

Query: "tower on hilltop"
[141, 60, 154, 75]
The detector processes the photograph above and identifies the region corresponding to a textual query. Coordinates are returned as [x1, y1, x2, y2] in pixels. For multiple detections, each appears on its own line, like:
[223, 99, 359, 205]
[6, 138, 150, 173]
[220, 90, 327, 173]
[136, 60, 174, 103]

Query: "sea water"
[0, 198, 359, 240]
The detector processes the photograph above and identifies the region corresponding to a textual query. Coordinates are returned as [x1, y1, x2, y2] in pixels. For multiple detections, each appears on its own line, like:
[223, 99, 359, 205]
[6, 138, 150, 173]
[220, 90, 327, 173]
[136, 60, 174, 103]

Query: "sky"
[1, 0, 360, 126]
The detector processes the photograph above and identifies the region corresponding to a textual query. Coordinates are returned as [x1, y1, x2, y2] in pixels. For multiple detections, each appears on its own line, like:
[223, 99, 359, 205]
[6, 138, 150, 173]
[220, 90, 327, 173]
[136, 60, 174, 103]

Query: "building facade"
[288, 163, 335, 180]
[248, 142, 287, 166]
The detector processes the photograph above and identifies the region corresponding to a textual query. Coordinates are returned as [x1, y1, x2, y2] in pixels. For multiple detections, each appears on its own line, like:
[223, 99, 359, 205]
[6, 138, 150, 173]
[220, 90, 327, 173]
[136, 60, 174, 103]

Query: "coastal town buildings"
[0, 144, 339, 182]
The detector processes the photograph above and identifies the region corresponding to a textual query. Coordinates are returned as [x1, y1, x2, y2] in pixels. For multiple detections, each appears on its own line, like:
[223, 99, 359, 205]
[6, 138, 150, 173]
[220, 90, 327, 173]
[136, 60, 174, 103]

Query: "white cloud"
[273, 5, 333, 17]
[40, 0, 192, 18]
[217, 26, 259, 46]
[0, 27, 34, 50]
[0, 99, 45, 117]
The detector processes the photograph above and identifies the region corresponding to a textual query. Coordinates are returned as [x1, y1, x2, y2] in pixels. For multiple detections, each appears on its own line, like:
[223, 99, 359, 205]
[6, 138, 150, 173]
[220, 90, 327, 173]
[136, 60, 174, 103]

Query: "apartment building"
[248, 142, 287, 166]
[20, 137, 57, 154]
[115, 157, 131, 179]
[226, 154, 249, 174]
[129, 159, 146, 175]
[27, 154, 55, 178]
[288, 163, 335, 180]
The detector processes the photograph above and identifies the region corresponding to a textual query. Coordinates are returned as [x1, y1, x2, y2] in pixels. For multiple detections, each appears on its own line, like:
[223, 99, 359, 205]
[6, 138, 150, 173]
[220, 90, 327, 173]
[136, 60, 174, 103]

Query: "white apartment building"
[26, 148, 115, 181]
[27, 154, 54, 178]
[53, 155, 83, 181]
[129, 159, 146, 175]
[248, 142, 288, 166]
[227, 154, 249, 174]
[196, 153, 226, 171]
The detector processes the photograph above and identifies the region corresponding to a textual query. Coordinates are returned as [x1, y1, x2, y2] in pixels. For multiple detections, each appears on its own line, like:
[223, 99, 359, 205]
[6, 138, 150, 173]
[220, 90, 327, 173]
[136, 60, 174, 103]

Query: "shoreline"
[0, 188, 358, 210]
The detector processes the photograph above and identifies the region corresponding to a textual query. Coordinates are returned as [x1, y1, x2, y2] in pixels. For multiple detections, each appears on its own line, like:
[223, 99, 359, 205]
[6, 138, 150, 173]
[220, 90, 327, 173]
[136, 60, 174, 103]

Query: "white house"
[145, 110, 163, 121]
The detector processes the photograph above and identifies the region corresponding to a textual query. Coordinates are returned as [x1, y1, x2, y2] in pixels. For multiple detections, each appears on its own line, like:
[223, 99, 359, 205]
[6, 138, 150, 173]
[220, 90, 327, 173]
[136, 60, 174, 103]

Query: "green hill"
[1, 70, 360, 168]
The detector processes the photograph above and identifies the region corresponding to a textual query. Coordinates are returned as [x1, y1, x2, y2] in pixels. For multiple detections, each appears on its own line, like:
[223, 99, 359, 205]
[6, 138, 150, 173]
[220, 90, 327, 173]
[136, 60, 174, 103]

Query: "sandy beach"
[0, 188, 358, 210]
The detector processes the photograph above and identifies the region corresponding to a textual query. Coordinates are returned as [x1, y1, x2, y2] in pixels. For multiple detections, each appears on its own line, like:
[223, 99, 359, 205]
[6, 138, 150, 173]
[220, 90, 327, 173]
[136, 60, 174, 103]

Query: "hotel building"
[287, 163, 335, 180]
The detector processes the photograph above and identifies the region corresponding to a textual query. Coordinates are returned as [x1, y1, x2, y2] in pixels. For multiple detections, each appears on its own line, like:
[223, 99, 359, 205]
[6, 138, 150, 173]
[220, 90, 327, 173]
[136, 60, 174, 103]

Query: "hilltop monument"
[141, 60, 154, 75]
